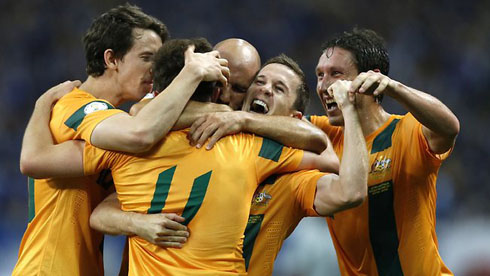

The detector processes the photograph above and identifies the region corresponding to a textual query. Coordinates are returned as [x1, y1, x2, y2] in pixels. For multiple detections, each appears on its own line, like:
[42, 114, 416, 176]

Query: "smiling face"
[315, 47, 359, 126]
[115, 28, 163, 102]
[242, 63, 301, 116]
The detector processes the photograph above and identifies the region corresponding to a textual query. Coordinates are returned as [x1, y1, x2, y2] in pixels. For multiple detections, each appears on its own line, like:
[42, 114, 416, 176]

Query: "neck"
[79, 75, 124, 107]
[356, 100, 391, 137]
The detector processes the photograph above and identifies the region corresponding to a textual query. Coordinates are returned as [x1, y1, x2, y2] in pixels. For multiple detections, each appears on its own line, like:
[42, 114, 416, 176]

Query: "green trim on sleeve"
[64, 101, 115, 131]
[258, 138, 283, 162]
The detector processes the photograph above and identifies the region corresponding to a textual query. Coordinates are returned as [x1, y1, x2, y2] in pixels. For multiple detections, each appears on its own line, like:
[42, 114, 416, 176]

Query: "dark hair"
[262, 54, 310, 114]
[83, 3, 168, 77]
[152, 38, 215, 102]
[321, 28, 389, 102]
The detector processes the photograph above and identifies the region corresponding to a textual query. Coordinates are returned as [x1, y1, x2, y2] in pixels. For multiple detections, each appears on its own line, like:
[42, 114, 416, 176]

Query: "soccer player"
[90, 56, 369, 276]
[19, 38, 337, 275]
[213, 39, 262, 110]
[14, 4, 228, 275]
[311, 28, 459, 275]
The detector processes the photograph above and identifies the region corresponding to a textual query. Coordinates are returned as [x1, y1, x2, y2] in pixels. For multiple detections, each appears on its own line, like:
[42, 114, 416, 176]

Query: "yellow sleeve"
[279, 170, 327, 217]
[254, 136, 304, 184]
[64, 102, 125, 142]
[396, 113, 452, 168]
[51, 90, 125, 143]
[83, 144, 128, 176]
[308, 115, 343, 143]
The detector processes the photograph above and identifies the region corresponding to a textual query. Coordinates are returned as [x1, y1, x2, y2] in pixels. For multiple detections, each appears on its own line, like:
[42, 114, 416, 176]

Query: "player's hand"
[328, 80, 354, 110]
[132, 213, 189, 248]
[188, 111, 247, 150]
[41, 80, 81, 105]
[184, 45, 230, 87]
[349, 70, 397, 97]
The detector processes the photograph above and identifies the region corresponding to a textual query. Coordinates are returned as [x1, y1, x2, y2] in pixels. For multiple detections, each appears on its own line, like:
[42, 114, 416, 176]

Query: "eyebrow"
[139, 51, 155, 56]
[275, 80, 288, 91]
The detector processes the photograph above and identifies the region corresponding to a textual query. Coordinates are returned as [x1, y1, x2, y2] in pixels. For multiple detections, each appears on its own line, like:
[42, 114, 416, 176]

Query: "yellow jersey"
[13, 88, 123, 276]
[83, 130, 304, 275]
[243, 170, 326, 276]
[308, 114, 453, 276]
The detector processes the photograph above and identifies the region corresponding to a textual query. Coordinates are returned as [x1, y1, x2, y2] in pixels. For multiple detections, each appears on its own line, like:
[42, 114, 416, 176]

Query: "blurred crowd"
[1, 0, 489, 275]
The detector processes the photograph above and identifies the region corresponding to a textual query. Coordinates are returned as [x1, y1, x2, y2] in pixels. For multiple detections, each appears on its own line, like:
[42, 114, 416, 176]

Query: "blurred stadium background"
[1, 0, 489, 275]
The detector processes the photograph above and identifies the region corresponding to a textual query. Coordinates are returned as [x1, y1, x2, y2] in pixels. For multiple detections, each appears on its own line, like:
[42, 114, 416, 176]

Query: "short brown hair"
[262, 54, 310, 114]
[83, 3, 168, 77]
[153, 38, 215, 102]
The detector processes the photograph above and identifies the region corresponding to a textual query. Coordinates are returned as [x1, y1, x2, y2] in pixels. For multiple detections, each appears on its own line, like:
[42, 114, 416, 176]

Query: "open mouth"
[325, 98, 338, 111]
[327, 102, 338, 111]
[250, 99, 269, 114]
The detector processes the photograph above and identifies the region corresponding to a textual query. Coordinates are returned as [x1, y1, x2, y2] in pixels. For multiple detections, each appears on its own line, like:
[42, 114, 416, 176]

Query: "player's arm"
[350, 70, 460, 154]
[90, 46, 230, 153]
[90, 193, 189, 248]
[314, 80, 369, 215]
[189, 111, 329, 154]
[130, 98, 232, 130]
[20, 81, 87, 178]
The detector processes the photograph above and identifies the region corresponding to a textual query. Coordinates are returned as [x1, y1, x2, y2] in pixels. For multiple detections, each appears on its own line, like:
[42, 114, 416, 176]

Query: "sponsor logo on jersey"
[252, 191, 272, 207]
[84, 102, 109, 115]
[370, 156, 392, 174]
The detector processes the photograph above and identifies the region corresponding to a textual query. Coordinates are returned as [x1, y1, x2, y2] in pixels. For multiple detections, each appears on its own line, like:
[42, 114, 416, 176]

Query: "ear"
[103, 49, 118, 71]
[290, 110, 303, 120]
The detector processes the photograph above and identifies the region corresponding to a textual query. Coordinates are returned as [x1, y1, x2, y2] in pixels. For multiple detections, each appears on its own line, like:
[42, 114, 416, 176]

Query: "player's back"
[85, 129, 303, 275]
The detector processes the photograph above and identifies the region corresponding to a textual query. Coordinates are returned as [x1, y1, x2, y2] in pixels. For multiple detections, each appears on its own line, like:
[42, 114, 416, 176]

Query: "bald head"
[213, 38, 261, 110]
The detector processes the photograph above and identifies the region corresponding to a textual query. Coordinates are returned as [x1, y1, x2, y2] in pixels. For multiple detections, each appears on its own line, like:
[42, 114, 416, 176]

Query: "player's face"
[315, 47, 359, 126]
[242, 63, 300, 116]
[116, 28, 163, 101]
[215, 63, 257, 110]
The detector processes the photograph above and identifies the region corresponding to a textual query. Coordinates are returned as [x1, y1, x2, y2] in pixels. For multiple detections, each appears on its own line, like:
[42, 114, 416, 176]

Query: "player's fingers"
[184, 45, 196, 64]
[358, 75, 379, 94]
[162, 220, 188, 232]
[348, 91, 356, 103]
[155, 231, 188, 242]
[349, 73, 367, 93]
[196, 124, 218, 149]
[205, 128, 226, 150]
[189, 117, 207, 145]
[218, 67, 230, 87]
[155, 241, 184, 248]
[218, 58, 228, 67]
[157, 230, 189, 239]
[184, 45, 196, 58]
[70, 80, 82, 87]
[189, 116, 206, 134]
[208, 50, 220, 58]
[373, 78, 390, 96]
[164, 213, 186, 223]
[192, 121, 213, 148]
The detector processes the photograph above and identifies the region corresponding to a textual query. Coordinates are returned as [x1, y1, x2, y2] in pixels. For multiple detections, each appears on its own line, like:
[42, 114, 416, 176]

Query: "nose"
[318, 78, 329, 94]
[261, 82, 273, 96]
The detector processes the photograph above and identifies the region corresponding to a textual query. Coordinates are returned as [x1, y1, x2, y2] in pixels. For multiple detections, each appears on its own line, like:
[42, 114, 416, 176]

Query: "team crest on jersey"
[252, 191, 272, 207]
[370, 156, 392, 174]
[84, 102, 109, 115]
